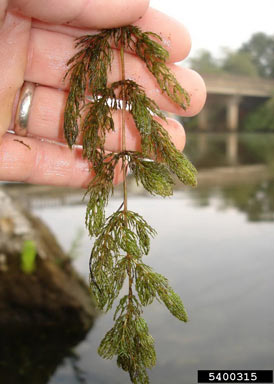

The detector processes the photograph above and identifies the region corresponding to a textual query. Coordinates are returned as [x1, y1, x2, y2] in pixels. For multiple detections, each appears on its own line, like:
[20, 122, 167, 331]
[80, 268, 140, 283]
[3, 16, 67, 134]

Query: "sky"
[150, 0, 274, 61]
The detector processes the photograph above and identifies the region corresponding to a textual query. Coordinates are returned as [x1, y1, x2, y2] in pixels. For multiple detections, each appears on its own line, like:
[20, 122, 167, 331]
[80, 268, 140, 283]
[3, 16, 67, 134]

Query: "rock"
[0, 188, 97, 332]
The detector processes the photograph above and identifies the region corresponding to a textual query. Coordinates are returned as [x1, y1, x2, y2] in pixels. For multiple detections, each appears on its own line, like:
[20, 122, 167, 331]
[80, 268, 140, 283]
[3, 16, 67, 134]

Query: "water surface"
[8, 133, 274, 383]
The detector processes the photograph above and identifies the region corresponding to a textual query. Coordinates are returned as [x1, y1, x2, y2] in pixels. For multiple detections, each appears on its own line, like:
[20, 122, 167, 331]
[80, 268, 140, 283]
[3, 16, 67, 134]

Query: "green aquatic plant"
[64, 25, 197, 383]
[21, 240, 36, 274]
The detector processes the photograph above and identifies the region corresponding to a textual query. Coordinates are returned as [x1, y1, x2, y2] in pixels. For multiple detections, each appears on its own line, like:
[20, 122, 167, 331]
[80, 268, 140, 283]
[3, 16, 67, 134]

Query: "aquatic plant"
[64, 25, 197, 383]
[21, 240, 36, 274]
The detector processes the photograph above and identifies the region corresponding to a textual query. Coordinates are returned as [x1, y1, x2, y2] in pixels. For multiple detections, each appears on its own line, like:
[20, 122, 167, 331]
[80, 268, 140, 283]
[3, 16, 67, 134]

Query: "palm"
[0, 2, 206, 187]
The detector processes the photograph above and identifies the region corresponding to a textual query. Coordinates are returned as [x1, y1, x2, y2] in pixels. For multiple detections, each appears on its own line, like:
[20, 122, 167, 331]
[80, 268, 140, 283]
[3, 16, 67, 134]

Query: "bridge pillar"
[226, 96, 241, 131]
[226, 133, 238, 165]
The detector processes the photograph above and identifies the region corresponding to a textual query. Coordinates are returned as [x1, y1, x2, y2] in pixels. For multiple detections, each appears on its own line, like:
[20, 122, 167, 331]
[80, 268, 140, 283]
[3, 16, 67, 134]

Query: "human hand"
[0, 0, 206, 188]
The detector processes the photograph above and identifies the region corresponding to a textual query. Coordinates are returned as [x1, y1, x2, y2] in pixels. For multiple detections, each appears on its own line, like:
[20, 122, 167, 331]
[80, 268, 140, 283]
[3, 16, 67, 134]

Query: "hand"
[0, 0, 206, 188]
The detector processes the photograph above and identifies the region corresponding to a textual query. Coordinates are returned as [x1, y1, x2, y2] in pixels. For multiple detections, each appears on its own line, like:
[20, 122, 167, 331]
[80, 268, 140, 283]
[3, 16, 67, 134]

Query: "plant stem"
[120, 29, 128, 213]
[120, 29, 133, 305]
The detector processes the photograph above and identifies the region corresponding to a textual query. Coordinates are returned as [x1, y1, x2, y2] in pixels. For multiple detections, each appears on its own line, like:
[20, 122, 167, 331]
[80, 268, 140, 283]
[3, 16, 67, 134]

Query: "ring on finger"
[15, 82, 36, 136]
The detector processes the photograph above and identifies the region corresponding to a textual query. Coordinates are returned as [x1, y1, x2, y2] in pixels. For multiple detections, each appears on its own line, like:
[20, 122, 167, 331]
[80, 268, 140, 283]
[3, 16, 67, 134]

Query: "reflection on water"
[185, 133, 274, 221]
[1, 134, 274, 383]
[191, 180, 274, 221]
[0, 327, 90, 384]
[186, 132, 274, 168]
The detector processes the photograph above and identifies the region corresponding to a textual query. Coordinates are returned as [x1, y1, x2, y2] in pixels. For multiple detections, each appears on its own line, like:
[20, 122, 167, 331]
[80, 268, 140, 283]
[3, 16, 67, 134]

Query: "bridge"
[198, 73, 274, 130]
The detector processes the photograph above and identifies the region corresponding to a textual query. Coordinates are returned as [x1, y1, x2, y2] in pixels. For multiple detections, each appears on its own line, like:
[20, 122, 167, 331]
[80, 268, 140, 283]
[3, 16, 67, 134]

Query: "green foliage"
[21, 240, 36, 274]
[243, 95, 274, 132]
[135, 263, 188, 321]
[189, 49, 221, 74]
[240, 32, 274, 78]
[222, 50, 258, 77]
[64, 30, 114, 147]
[64, 25, 193, 383]
[99, 296, 156, 384]
[85, 152, 118, 236]
[189, 32, 274, 79]
[89, 211, 156, 310]
[190, 49, 258, 77]
[147, 120, 197, 186]
[128, 153, 174, 197]
[81, 91, 115, 167]
[117, 26, 190, 109]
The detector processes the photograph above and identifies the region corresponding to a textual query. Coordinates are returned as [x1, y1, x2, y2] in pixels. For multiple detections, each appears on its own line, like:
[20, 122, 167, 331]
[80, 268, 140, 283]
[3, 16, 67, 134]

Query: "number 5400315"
[208, 372, 258, 382]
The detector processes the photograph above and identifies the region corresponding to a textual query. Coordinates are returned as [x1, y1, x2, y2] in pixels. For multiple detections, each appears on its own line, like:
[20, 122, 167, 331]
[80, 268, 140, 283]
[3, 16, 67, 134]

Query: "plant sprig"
[64, 25, 196, 383]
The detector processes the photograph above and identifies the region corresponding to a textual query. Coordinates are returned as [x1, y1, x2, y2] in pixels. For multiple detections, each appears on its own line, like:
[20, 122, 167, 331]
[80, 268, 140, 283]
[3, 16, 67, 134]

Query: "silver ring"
[15, 82, 35, 136]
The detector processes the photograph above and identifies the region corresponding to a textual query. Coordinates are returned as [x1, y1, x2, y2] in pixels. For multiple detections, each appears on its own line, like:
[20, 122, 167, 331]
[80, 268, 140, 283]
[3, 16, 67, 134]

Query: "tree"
[189, 48, 258, 77]
[240, 32, 274, 78]
[243, 95, 274, 132]
[189, 49, 221, 74]
[221, 50, 258, 77]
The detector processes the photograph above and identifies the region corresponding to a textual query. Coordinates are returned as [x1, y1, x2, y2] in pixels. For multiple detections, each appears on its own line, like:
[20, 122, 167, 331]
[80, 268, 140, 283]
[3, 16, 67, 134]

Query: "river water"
[9, 133, 274, 383]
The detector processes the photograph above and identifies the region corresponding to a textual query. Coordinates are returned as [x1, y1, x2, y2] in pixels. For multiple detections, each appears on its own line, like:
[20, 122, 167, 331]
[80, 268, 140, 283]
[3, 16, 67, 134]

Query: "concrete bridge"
[198, 73, 274, 130]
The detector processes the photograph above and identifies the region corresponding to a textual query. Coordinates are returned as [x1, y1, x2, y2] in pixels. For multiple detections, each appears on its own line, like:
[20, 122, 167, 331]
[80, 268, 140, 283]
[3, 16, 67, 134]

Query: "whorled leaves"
[64, 25, 194, 383]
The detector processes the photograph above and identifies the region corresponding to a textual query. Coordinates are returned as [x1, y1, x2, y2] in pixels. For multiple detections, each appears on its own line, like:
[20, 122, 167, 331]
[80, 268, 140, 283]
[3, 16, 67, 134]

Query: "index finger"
[32, 7, 191, 64]
[8, 0, 150, 29]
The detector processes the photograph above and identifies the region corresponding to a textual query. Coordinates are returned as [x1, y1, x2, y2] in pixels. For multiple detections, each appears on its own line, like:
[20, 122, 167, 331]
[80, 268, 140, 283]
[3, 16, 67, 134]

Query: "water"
[5, 133, 274, 383]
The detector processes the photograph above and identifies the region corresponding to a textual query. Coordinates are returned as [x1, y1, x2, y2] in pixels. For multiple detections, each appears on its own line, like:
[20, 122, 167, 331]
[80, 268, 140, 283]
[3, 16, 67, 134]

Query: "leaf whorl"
[64, 25, 194, 383]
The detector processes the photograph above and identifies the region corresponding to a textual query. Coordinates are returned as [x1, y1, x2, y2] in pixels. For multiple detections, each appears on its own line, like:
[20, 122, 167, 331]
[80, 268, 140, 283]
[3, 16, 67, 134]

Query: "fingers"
[31, 7, 191, 64]
[0, 133, 123, 187]
[135, 7, 191, 63]
[8, 0, 149, 29]
[20, 85, 186, 152]
[0, 11, 30, 139]
[25, 29, 206, 116]
[102, 116, 186, 153]
[0, 0, 8, 28]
